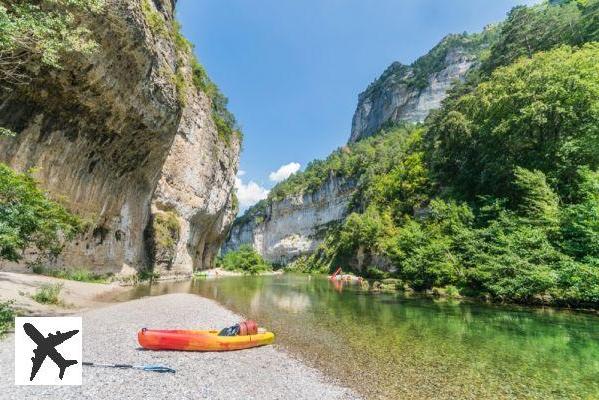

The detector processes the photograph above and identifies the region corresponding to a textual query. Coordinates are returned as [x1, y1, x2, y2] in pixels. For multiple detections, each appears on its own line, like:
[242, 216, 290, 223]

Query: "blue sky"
[177, 0, 539, 211]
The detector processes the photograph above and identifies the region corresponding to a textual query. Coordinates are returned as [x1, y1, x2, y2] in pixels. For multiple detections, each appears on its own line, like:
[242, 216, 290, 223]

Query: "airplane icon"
[23, 322, 79, 381]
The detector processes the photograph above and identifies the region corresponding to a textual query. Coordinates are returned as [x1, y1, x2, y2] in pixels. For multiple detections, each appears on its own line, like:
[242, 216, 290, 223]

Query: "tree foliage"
[0, 164, 80, 261]
[427, 44, 599, 200]
[217, 245, 272, 275]
[479, 0, 587, 73]
[0, 0, 104, 85]
[230, 1, 599, 307]
[276, 43, 599, 307]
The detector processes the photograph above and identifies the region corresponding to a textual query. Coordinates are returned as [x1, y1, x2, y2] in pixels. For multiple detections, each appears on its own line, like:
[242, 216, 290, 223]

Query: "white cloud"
[237, 170, 246, 176]
[269, 162, 301, 183]
[235, 173, 269, 210]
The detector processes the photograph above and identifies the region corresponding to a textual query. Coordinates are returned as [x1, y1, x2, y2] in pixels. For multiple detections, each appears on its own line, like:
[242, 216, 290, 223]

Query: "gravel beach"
[0, 293, 360, 400]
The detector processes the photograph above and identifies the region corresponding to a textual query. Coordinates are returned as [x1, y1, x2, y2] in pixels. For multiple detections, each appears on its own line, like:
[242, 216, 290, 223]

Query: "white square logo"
[14, 317, 82, 385]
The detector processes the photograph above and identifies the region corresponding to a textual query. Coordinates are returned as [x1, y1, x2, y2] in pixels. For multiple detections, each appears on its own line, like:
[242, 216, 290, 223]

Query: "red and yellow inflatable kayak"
[137, 328, 275, 351]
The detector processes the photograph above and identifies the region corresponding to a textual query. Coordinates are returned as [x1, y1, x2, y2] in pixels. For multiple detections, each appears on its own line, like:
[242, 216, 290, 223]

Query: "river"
[114, 273, 599, 399]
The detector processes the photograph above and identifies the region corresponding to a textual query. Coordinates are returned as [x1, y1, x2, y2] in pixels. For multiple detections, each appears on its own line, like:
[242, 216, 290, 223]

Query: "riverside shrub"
[0, 164, 80, 262]
[218, 245, 272, 275]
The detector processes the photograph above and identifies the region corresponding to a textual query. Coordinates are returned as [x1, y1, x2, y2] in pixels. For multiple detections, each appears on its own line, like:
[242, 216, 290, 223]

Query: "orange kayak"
[137, 328, 275, 351]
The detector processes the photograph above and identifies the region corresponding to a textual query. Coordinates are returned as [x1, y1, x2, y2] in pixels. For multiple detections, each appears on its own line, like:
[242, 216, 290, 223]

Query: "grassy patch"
[153, 210, 180, 250]
[139, 268, 160, 281]
[31, 264, 111, 284]
[31, 284, 63, 305]
[141, 0, 169, 38]
[117, 268, 161, 286]
[0, 300, 16, 337]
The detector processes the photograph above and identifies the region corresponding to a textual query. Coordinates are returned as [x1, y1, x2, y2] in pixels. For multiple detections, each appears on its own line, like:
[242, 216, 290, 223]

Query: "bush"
[218, 245, 272, 275]
[138, 268, 160, 282]
[0, 164, 81, 262]
[152, 211, 180, 250]
[0, 300, 15, 337]
[445, 285, 461, 299]
[31, 284, 62, 305]
[0, 0, 105, 84]
[364, 267, 389, 280]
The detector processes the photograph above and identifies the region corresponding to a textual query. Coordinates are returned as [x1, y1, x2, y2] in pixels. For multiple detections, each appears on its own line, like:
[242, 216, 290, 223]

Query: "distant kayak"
[138, 328, 275, 351]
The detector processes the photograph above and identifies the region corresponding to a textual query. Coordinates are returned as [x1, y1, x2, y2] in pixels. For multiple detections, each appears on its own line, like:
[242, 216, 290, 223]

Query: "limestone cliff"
[0, 0, 239, 275]
[223, 177, 355, 264]
[349, 31, 494, 143]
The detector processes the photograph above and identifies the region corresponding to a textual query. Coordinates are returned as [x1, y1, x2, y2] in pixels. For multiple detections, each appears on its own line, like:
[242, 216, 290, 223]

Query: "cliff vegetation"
[0, 163, 80, 262]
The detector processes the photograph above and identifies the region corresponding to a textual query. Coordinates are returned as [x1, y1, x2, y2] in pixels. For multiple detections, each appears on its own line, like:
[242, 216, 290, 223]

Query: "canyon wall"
[0, 0, 239, 275]
[349, 33, 490, 143]
[223, 177, 355, 264]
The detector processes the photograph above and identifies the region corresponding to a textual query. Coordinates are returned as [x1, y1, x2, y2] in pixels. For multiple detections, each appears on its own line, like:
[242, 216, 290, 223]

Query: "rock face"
[349, 33, 491, 143]
[223, 177, 356, 264]
[0, 0, 239, 275]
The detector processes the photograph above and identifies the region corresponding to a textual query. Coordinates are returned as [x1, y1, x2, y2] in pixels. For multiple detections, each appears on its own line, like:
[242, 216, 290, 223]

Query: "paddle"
[83, 361, 176, 374]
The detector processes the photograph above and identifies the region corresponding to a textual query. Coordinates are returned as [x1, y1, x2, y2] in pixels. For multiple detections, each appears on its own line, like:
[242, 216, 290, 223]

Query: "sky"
[177, 0, 539, 211]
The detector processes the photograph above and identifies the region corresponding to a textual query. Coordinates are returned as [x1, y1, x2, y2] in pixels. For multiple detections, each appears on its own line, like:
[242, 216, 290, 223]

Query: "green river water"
[116, 274, 599, 400]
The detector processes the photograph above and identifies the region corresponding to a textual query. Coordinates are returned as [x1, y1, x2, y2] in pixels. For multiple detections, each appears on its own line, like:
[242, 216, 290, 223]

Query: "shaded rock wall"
[0, 0, 239, 275]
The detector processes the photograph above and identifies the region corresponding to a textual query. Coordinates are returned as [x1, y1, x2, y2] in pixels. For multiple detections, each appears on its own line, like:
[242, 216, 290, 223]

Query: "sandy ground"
[0, 293, 360, 400]
[0, 271, 125, 318]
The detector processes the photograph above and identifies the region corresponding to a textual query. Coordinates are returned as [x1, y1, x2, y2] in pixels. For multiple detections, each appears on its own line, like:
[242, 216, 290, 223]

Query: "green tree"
[512, 167, 559, 227]
[428, 44, 599, 200]
[218, 245, 272, 275]
[559, 168, 599, 259]
[390, 200, 474, 290]
[0, 164, 80, 261]
[466, 213, 564, 302]
[0, 0, 104, 85]
[479, 0, 590, 73]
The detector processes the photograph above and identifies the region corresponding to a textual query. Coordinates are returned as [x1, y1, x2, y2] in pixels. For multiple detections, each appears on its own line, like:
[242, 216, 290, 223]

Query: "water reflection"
[112, 274, 599, 399]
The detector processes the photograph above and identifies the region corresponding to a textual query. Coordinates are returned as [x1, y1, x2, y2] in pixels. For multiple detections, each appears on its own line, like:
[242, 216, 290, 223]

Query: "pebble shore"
[0, 293, 360, 400]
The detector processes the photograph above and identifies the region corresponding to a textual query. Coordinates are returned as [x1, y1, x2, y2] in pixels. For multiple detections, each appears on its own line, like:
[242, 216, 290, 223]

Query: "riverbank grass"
[31, 265, 111, 284]
[31, 284, 63, 305]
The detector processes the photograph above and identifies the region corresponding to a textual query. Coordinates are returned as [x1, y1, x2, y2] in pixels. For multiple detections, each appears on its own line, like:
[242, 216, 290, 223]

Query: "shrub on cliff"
[0, 164, 80, 262]
[218, 245, 272, 275]
[0, 0, 105, 85]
